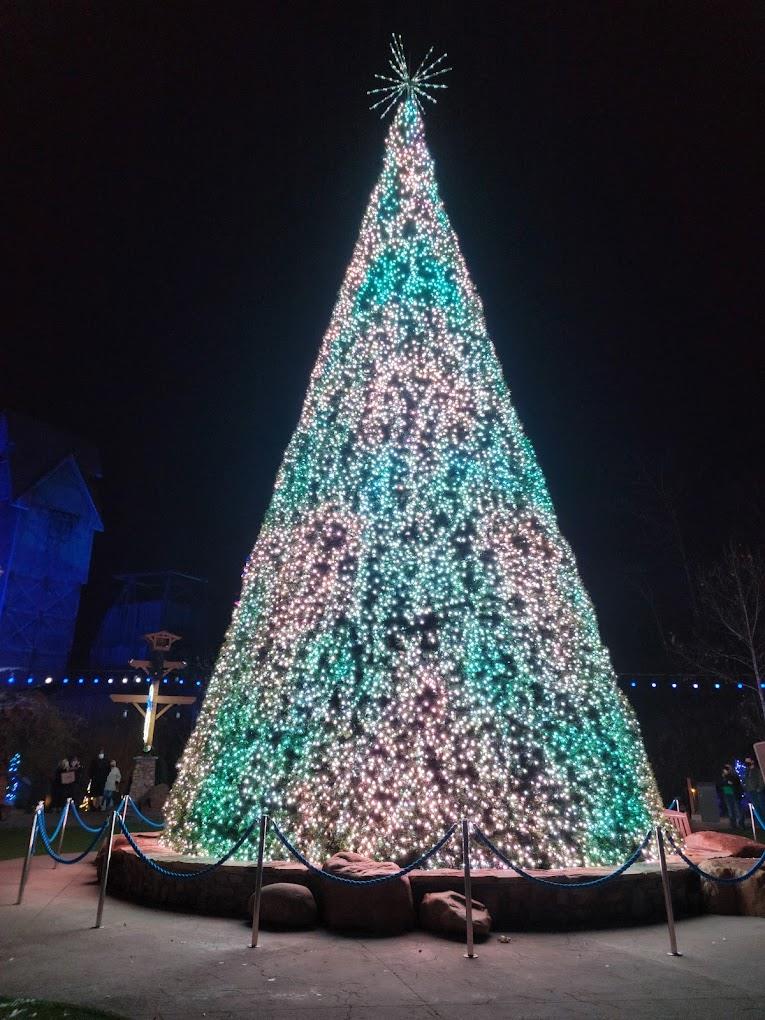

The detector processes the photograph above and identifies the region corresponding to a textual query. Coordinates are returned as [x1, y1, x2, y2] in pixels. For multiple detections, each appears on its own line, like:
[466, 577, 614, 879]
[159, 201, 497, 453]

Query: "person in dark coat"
[51, 759, 70, 811]
[69, 756, 83, 806]
[89, 750, 109, 809]
[720, 763, 743, 829]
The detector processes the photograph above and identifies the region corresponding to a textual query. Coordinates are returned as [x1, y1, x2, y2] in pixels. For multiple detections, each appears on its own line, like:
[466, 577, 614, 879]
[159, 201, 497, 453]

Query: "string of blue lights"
[1, 674, 205, 688]
[3, 673, 762, 691]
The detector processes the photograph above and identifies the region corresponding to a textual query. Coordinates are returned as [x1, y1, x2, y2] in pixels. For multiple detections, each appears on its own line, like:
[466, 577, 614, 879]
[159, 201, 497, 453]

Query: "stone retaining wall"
[100, 833, 703, 930]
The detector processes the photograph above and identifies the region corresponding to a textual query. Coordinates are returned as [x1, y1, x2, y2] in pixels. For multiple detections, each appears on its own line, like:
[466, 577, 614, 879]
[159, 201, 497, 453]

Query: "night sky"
[5, 3, 763, 671]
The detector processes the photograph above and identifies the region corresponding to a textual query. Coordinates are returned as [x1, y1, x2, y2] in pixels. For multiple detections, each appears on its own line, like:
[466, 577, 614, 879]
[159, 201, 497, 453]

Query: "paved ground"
[1, 854, 764, 1020]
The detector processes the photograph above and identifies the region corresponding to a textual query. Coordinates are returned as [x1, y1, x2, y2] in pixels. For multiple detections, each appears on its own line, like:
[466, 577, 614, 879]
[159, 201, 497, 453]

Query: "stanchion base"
[464, 953, 477, 959]
[667, 952, 683, 957]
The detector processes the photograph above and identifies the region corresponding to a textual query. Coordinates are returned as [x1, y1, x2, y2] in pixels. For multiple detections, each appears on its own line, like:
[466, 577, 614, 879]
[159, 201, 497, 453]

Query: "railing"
[16, 803, 765, 959]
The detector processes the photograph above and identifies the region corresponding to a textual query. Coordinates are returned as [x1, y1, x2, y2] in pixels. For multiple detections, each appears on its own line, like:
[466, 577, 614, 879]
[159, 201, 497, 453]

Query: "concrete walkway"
[1, 854, 764, 1019]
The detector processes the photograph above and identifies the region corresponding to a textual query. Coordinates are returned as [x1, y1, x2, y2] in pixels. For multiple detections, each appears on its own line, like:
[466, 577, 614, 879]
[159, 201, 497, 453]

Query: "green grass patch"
[0, 812, 162, 861]
[0, 825, 99, 862]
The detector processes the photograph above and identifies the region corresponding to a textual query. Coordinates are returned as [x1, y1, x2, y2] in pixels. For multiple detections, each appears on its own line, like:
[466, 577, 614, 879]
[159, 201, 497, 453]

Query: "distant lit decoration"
[4, 752, 21, 805]
[164, 76, 663, 868]
[368, 35, 450, 119]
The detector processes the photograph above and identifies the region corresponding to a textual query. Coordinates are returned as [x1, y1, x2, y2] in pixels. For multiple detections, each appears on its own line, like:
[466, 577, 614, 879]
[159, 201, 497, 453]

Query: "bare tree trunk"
[751, 653, 765, 725]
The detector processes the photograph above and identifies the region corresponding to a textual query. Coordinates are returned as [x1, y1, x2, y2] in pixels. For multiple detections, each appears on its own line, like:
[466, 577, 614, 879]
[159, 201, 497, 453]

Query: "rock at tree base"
[319, 852, 415, 933]
[685, 831, 765, 859]
[137, 783, 169, 812]
[419, 890, 492, 939]
[248, 883, 317, 928]
[700, 857, 765, 916]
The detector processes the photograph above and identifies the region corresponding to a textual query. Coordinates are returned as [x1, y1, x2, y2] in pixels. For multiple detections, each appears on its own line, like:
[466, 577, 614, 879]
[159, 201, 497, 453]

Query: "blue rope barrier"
[116, 814, 259, 879]
[43, 809, 67, 843]
[665, 831, 765, 885]
[750, 803, 765, 831]
[270, 821, 458, 885]
[473, 827, 653, 889]
[125, 797, 165, 829]
[36, 810, 109, 864]
[70, 802, 104, 834]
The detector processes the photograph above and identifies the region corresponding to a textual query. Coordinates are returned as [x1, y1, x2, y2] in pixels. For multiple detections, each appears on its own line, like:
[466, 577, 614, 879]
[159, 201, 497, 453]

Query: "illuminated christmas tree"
[166, 41, 662, 867]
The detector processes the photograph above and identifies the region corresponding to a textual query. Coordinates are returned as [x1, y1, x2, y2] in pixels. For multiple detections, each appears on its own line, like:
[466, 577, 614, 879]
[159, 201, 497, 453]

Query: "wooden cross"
[110, 631, 197, 749]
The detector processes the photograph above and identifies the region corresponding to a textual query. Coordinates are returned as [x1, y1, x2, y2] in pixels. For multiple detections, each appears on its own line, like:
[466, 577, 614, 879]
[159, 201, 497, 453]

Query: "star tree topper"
[368, 34, 451, 119]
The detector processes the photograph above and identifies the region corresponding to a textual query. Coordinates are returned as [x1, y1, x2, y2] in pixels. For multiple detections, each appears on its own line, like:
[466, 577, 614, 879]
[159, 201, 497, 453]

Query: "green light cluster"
[165, 97, 663, 867]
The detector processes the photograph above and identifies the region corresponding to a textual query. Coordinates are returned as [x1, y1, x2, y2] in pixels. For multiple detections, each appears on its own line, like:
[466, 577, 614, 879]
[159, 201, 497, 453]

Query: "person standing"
[51, 759, 70, 811]
[89, 750, 109, 810]
[720, 763, 744, 829]
[744, 756, 765, 826]
[102, 760, 121, 811]
[69, 756, 83, 807]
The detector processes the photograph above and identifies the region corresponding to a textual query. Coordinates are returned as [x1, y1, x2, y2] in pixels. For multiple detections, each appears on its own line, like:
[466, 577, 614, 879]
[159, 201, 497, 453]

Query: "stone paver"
[1, 854, 765, 1019]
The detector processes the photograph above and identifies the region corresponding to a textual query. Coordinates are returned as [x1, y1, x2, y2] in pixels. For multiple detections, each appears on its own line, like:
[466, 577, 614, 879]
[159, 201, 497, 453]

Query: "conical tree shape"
[166, 98, 662, 867]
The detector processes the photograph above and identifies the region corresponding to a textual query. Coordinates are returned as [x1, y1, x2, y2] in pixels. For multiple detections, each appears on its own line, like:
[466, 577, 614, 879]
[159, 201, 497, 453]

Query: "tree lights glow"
[368, 34, 450, 119]
[165, 90, 663, 868]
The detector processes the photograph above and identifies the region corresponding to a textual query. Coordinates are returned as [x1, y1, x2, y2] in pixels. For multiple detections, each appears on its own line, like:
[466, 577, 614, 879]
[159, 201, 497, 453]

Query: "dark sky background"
[4, 2, 763, 672]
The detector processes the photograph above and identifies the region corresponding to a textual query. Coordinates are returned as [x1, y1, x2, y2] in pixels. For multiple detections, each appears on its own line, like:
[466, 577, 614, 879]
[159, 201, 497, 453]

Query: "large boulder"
[248, 882, 317, 928]
[419, 890, 492, 939]
[684, 831, 765, 859]
[137, 783, 169, 813]
[699, 857, 765, 917]
[318, 851, 415, 933]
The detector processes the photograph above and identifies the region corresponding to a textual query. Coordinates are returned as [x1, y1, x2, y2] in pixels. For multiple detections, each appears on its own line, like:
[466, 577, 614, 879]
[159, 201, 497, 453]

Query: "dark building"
[0, 412, 103, 675]
[90, 570, 209, 671]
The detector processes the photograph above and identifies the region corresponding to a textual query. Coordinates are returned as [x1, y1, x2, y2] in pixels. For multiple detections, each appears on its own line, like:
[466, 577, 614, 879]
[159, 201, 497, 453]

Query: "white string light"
[164, 69, 663, 869]
[368, 34, 451, 119]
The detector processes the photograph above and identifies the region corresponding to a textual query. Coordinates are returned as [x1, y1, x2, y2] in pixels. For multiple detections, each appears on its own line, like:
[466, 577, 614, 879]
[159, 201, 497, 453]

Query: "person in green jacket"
[720, 764, 743, 829]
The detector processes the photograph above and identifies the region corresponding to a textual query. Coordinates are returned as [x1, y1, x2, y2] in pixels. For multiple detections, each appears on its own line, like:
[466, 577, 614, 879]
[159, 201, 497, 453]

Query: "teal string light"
[165, 65, 663, 869]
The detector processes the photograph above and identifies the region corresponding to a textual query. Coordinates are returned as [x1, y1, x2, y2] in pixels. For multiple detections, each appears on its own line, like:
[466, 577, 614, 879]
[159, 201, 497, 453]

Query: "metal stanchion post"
[94, 809, 119, 929]
[16, 803, 43, 905]
[461, 818, 476, 959]
[750, 802, 757, 842]
[120, 796, 129, 823]
[655, 825, 682, 957]
[53, 798, 71, 870]
[250, 813, 269, 948]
